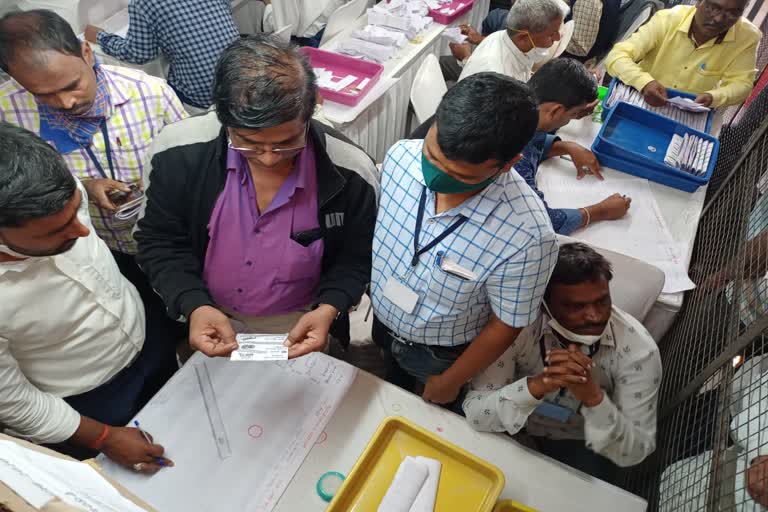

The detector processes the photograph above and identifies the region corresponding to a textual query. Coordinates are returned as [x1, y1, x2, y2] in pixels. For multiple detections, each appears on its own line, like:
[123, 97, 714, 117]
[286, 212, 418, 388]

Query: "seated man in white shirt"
[459, 0, 568, 82]
[0, 122, 177, 474]
[262, 0, 348, 47]
[464, 242, 662, 480]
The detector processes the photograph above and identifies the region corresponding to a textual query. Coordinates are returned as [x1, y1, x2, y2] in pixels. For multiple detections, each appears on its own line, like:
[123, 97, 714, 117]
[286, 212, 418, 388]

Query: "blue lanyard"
[412, 187, 468, 267]
[83, 121, 116, 180]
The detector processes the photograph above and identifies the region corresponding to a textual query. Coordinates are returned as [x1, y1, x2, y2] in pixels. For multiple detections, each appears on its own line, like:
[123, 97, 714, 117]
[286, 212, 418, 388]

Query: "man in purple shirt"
[135, 36, 379, 358]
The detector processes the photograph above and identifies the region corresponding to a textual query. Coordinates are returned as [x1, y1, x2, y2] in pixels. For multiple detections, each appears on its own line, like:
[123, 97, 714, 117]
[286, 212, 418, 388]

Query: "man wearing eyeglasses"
[605, 0, 761, 108]
[134, 35, 379, 358]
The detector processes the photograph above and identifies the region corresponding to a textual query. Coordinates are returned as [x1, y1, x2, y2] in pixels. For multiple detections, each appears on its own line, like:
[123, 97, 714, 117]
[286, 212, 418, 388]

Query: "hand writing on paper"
[422, 373, 462, 404]
[284, 304, 338, 358]
[748, 456, 768, 507]
[592, 193, 632, 221]
[189, 306, 238, 357]
[641, 81, 668, 107]
[101, 427, 174, 474]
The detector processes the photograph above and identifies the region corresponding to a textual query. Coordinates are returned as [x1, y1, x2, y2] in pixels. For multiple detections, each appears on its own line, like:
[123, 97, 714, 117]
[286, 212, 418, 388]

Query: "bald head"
[0, 10, 98, 114]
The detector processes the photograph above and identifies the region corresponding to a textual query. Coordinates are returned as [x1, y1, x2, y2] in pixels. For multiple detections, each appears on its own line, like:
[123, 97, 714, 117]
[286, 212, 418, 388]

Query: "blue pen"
[700, 63, 706, 71]
[134, 420, 165, 467]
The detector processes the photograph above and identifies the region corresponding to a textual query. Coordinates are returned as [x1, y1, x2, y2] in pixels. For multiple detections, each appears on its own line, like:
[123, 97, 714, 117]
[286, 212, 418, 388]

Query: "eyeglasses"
[228, 124, 309, 157]
[699, 0, 743, 21]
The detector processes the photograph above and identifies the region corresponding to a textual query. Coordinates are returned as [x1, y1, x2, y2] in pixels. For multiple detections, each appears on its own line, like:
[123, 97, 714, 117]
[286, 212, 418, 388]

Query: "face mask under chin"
[543, 302, 606, 346]
[421, 153, 498, 194]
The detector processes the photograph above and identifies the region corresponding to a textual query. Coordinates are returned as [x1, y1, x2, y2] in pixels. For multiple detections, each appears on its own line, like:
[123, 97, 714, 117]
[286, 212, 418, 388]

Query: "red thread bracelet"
[89, 424, 110, 450]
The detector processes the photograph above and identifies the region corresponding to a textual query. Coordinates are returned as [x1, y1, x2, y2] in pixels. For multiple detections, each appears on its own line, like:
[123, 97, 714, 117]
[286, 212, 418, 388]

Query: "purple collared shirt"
[203, 141, 323, 316]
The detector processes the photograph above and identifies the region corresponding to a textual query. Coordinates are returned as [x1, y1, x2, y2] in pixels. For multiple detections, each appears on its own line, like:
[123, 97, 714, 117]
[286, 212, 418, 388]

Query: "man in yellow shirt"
[605, 0, 761, 108]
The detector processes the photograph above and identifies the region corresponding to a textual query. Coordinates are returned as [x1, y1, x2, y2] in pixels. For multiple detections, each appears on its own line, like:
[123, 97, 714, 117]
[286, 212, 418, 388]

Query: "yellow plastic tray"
[327, 416, 505, 512]
[493, 500, 538, 512]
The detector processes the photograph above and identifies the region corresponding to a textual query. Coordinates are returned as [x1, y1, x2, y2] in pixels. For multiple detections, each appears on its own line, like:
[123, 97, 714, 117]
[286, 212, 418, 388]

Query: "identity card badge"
[231, 333, 289, 361]
[383, 276, 420, 314]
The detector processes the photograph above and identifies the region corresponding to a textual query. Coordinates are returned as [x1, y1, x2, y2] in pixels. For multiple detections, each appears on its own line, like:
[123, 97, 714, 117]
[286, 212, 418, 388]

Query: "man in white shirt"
[262, 0, 347, 47]
[464, 242, 662, 480]
[0, 122, 177, 474]
[459, 0, 569, 82]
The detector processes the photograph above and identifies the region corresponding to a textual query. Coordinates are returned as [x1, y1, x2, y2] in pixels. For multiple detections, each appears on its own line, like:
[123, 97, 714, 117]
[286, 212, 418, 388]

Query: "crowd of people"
[0, 0, 761, 494]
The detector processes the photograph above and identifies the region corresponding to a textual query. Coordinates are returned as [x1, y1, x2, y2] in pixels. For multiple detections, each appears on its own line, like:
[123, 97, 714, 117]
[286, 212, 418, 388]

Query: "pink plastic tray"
[429, 0, 475, 24]
[299, 47, 384, 107]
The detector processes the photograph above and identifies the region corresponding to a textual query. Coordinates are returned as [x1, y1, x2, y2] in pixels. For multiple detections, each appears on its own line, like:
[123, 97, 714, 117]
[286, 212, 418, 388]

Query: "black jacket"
[135, 113, 379, 343]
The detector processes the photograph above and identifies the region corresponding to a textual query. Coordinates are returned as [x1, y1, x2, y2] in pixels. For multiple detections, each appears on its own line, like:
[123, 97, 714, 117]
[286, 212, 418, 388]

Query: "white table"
[538, 117, 711, 341]
[274, 369, 648, 511]
[319, 16, 446, 162]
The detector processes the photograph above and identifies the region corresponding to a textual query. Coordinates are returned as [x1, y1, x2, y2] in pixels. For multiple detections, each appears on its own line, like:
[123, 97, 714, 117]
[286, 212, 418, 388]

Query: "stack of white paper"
[442, 26, 467, 43]
[352, 24, 410, 48]
[368, 3, 432, 39]
[0, 441, 147, 511]
[378, 456, 441, 512]
[336, 38, 399, 63]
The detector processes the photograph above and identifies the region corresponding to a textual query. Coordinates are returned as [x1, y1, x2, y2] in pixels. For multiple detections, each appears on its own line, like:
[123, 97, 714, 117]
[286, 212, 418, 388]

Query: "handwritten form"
[538, 175, 696, 293]
[98, 352, 357, 512]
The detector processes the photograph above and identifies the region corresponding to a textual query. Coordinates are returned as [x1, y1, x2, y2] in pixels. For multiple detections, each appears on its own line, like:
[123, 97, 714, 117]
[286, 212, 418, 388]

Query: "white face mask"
[543, 302, 605, 346]
[527, 46, 551, 63]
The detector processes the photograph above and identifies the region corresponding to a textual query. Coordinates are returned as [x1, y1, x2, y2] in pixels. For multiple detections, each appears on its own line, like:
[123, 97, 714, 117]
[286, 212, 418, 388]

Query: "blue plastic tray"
[592, 101, 720, 192]
[601, 77, 715, 134]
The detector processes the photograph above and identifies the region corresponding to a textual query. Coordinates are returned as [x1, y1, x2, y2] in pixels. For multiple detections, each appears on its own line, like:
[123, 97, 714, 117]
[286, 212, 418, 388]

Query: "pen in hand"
[134, 420, 166, 467]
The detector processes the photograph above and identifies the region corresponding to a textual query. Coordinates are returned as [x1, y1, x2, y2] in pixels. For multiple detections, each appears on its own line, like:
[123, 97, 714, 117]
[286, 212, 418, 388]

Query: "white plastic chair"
[557, 236, 665, 324]
[271, 0, 301, 36]
[319, 0, 368, 47]
[272, 24, 292, 44]
[410, 54, 448, 127]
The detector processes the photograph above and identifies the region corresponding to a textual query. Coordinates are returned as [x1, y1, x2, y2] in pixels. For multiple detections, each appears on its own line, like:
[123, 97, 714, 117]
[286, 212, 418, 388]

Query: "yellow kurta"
[605, 5, 761, 107]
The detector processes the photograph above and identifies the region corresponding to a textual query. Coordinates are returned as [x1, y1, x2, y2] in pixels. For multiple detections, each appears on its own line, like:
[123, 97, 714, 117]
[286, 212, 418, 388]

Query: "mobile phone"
[108, 183, 143, 208]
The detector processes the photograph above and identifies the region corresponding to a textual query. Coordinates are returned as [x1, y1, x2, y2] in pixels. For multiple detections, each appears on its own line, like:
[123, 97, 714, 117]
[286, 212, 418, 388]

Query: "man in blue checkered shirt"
[371, 72, 559, 408]
[85, 0, 239, 109]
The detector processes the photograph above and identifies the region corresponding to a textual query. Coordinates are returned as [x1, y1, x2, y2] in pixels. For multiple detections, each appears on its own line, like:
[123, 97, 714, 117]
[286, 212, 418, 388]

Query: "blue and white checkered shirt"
[371, 140, 559, 347]
[97, 0, 239, 108]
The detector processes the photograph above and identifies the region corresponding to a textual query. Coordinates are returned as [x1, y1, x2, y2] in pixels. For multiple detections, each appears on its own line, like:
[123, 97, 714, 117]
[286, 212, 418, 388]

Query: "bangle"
[89, 424, 110, 450]
[581, 207, 591, 227]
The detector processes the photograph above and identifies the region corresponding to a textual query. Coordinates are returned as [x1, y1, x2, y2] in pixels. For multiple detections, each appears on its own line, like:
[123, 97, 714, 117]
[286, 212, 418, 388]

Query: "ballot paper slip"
[99, 352, 357, 512]
[605, 81, 710, 132]
[231, 334, 288, 361]
[0, 440, 147, 511]
[536, 175, 696, 294]
[664, 133, 715, 176]
[378, 456, 441, 512]
[442, 26, 467, 43]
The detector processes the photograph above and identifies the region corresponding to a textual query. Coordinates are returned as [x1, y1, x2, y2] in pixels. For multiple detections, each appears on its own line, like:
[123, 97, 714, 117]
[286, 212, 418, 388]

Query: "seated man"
[262, 0, 348, 48]
[135, 36, 378, 359]
[459, 0, 568, 82]
[84, 0, 240, 111]
[519, 58, 631, 234]
[605, 0, 761, 108]
[0, 122, 177, 474]
[464, 243, 662, 480]
[441, 8, 510, 83]
[371, 72, 557, 408]
[0, 10, 187, 314]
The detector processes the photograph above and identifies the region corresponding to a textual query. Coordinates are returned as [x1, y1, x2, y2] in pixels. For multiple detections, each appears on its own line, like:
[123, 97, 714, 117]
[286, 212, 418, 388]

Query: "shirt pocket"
[424, 256, 483, 317]
[108, 133, 154, 179]
[694, 66, 724, 89]
[274, 238, 324, 285]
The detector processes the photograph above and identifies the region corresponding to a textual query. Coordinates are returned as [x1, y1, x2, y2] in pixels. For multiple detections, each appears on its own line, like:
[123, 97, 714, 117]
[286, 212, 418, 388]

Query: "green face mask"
[421, 153, 497, 194]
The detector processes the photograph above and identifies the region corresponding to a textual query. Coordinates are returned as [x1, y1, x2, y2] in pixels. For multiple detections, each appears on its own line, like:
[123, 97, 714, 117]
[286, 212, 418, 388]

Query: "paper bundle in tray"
[299, 47, 383, 107]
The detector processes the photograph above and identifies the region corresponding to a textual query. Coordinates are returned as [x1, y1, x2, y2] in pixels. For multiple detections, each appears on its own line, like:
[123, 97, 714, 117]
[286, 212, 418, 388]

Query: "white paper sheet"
[321, 76, 401, 124]
[0, 441, 147, 511]
[410, 456, 441, 512]
[98, 352, 357, 512]
[537, 175, 695, 294]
